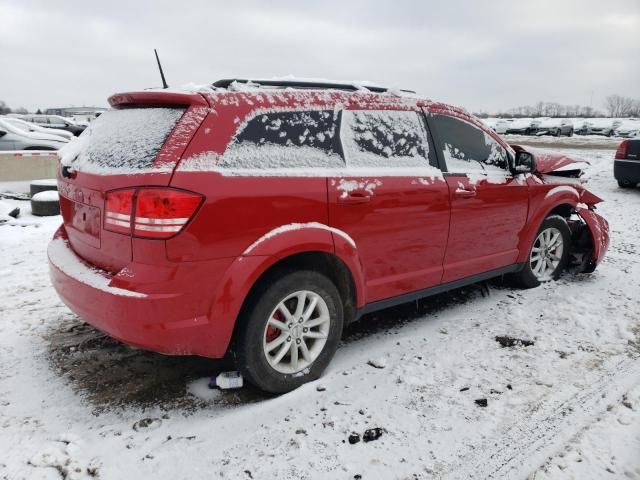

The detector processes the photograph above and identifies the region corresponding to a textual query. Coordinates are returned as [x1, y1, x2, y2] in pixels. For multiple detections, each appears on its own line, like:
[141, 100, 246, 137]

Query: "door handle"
[337, 191, 371, 205]
[454, 188, 476, 198]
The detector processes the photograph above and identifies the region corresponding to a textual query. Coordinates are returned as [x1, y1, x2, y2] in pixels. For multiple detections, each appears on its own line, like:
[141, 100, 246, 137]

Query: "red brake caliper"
[265, 311, 282, 343]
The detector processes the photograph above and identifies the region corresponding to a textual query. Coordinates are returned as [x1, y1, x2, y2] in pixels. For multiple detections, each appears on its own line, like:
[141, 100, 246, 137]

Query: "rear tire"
[618, 180, 633, 188]
[234, 270, 344, 394]
[508, 215, 571, 288]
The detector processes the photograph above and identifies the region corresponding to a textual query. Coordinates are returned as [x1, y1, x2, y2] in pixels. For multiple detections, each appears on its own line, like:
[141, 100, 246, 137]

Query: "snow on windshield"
[59, 108, 185, 175]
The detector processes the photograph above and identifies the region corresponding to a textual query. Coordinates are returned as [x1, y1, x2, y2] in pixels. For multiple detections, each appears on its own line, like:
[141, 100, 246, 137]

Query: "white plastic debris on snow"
[48, 238, 146, 298]
[242, 222, 356, 255]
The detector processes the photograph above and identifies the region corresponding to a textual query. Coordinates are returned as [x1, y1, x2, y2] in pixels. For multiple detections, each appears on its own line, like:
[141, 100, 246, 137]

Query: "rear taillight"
[133, 189, 203, 238]
[615, 140, 629, 159]
[105, 189, 135, 234]
[105, 188, 203, 239]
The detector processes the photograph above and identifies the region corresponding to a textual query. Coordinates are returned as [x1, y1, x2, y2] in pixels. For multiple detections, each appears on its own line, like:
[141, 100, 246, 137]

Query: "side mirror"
[514, 150, 536, 174]
[0, 130, 6, 137]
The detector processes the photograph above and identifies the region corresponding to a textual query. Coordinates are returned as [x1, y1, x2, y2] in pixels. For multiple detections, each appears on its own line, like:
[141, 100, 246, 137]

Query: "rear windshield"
[61, 107, 185, 174]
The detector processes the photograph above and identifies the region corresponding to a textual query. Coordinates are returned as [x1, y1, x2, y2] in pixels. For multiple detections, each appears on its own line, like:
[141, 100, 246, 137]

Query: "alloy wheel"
[530, 227, 564, 281]
[262, 290, 331, 374]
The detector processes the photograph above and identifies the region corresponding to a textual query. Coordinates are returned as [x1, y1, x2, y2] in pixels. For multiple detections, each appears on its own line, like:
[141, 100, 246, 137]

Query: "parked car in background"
[614, 139, 640, 188]
[535, 118, 574, 137]
[505, 118, 540, 135]
[1, 116, 74, 140]
[48, 79, 609, 393]
[0, 118, 68, 150]
[18, 114, 86, 136]
[578, 118, 621, 137]
[480, 118, 510, 134]
[614, 120, 640, 138]
[494, 119, 510, 134]
[572, 118, 590, 135]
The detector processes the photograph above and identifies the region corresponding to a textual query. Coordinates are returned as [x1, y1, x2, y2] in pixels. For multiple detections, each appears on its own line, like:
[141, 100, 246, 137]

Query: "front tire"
[234, 270, 344, 393]
[509, 215, 571, 288]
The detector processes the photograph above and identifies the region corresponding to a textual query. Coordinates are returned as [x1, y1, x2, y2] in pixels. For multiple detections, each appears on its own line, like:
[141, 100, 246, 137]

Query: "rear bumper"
[614, 160, 640, 184]
[48, 225, 235, 357]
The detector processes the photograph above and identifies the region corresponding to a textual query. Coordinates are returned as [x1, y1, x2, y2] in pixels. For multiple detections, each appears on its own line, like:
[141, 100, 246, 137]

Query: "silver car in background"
[1, 116, 74, 140]
[576, 118, 622, 136]
[614, 120, 640, 138]
[0, 118, 69, 150]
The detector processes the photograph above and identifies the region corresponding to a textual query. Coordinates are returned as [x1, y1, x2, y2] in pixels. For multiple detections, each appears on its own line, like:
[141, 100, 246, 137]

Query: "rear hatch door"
[57, 91, 209, 272]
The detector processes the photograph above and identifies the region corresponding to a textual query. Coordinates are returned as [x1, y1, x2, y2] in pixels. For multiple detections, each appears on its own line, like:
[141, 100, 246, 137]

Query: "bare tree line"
[476, 94, 640, 119]
[0, 100, 28, 115]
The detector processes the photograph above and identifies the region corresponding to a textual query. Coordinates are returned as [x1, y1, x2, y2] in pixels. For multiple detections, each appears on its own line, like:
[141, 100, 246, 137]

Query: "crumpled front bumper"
[576, 207, 609, 271]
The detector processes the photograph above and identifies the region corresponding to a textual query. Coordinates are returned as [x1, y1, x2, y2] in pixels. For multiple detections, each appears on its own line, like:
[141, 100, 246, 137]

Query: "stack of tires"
[30, 179, 60, 216]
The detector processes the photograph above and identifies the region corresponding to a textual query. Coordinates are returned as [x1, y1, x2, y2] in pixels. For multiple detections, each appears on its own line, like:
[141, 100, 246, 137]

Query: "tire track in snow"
[447, 356, 640, 479]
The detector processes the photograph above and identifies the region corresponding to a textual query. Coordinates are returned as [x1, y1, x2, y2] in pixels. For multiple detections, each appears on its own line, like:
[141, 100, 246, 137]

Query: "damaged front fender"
[572, 207, 610, 273]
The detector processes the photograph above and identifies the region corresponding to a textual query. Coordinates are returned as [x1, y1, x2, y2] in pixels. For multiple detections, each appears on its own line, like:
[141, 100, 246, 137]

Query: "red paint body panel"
[442, 175, 529, 283]
[49, 226, 234, 357]
[48, 87, 610, 359]
[328, 176, 450, 302]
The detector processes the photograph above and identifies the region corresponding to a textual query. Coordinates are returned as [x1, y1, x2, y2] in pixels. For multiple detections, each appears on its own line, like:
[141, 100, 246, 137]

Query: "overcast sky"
[2, 0, 639, 113]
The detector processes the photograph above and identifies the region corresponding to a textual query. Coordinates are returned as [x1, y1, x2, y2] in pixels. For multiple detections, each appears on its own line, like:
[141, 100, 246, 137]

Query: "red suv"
[49, 79, 609, 393]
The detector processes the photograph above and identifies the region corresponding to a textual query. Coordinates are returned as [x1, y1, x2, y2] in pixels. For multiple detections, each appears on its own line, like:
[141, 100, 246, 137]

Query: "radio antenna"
[154, 49, 169, 89]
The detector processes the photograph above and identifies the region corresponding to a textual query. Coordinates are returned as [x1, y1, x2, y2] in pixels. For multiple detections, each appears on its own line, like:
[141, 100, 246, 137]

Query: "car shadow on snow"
[45, 282, 501, 413]
[45, 318, 271, 412]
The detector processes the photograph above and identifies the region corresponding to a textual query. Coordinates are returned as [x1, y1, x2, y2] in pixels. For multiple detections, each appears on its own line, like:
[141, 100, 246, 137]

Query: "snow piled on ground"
[1, 146, 639, 479]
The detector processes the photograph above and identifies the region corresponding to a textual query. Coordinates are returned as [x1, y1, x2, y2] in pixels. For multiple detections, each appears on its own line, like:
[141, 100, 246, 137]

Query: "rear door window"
[62, 107, 185, 174]
[220, 110, 344, 169]
[341, 110, 432, 168]
[429, 114, 510, 174]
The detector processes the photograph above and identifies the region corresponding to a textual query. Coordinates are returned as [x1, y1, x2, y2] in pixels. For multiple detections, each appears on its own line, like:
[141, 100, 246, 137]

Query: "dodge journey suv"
[49, 78, 609, 393]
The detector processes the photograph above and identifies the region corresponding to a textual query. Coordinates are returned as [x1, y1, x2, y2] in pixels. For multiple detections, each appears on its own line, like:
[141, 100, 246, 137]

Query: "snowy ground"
[1, 145, 639, 480]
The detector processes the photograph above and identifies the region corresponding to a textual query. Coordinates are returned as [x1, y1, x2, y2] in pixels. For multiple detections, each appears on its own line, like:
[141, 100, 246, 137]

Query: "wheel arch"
[205, 224, 366, 358]
[238, 251, 359, 327]
[517, 191, 579, 264]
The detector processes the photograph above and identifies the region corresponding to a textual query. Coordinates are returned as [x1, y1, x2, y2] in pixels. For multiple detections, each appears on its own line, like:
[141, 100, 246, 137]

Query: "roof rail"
[212, 78, 415, 94]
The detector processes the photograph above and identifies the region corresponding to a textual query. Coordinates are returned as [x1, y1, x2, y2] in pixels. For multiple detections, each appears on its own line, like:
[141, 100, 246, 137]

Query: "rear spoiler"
[108, 90, 209, 108]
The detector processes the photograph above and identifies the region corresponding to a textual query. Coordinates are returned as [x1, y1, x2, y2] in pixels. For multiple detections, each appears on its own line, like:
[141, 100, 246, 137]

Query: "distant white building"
[44, 106, 108, 125]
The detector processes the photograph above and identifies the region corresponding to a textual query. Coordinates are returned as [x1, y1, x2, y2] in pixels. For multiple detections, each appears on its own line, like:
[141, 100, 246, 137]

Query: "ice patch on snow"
[187, 378, 223, 401]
